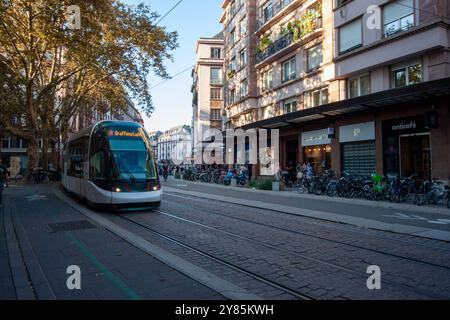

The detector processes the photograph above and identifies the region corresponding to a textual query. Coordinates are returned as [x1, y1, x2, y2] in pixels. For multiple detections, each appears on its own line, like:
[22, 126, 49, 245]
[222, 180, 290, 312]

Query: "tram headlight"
[152, 185, 160, 191]
[114, 187, 122, 193]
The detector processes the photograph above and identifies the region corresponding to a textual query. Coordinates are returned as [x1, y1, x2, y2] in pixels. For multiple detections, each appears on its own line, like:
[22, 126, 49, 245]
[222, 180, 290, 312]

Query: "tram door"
[399, 134, 431, 180]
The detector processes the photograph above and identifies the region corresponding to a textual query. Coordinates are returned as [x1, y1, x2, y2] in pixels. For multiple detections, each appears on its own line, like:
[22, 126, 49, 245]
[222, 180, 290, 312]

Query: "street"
[1, 181, 450, 300]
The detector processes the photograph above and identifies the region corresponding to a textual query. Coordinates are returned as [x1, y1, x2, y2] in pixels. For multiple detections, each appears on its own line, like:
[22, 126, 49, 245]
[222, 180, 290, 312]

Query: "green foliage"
[0, 0, 178, 171]
[227, 70, 236, 79]
[249, 179, 276, 191]
[256, 35, 272, 53]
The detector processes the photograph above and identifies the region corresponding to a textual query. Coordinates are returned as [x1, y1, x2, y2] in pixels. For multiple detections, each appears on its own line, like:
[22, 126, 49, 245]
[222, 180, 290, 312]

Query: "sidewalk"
[0, 185, 225, 300]
[169, 177, 450, 215]
[164, 179, 450, 242]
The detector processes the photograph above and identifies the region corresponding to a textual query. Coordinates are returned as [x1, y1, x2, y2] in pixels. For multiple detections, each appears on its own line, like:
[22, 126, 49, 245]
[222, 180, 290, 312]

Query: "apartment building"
[157, 125, 192, 163]
[192, 32, 225, 157]
[254, 0, 336, 173]
[220, 0, 258, 128]
[221, 0, 450, 181]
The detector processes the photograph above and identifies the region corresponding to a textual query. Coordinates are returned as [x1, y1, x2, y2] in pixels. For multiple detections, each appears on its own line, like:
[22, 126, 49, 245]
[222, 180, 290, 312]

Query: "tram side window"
[90, 132, 109, 180]
[68, 144, 84, 178]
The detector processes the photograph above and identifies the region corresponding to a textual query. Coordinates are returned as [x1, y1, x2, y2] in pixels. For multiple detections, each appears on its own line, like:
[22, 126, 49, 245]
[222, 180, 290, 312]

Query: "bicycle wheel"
[297, 180, 307, 194]
[326, 181, 337, 197]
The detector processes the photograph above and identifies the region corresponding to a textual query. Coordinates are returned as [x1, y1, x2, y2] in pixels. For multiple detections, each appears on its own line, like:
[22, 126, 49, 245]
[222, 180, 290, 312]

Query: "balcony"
[256, 16, 322, 64]
[257, 0, 294, 30]
[256, 32, 294, 64]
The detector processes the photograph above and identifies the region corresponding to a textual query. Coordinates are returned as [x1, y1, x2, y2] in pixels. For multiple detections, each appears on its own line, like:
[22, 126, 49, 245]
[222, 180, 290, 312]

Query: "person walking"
[0, 164, 6, 206]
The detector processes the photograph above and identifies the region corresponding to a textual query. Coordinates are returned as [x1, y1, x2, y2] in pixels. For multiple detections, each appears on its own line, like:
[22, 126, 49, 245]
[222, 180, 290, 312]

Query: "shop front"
[339, 122, 376, 177]
[383, 115, 431, 180]
[301, 129, 332, 175]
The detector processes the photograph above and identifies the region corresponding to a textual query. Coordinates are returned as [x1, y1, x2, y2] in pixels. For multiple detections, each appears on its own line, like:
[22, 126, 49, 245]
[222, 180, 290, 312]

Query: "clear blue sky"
[122, 0, 223, 132]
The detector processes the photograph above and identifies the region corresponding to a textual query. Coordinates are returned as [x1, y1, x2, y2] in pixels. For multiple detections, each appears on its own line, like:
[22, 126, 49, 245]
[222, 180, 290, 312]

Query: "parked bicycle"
[26, 169, 50, 184]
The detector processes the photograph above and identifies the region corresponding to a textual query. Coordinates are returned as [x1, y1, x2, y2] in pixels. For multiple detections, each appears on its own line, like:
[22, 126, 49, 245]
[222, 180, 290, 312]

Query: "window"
[283, 98, 298, 114]
[230, 56, 237, 72]
[263, 2, 273, 24]
[10, 136, 21, 148]
[262, 69, 273, 91]
[210, 109, 222, 121]
[339, 19, 362, 54]
[392, 63, 422, 88]
[230, 1, 236, 17]
[89, 131, 109, 180]
[229, 89, 236, 104]
[348, 74, 370, 98]
[2, 137, 9, 149]
[240, 79, 248, 99]
[239, 49, 247, 68]
[282, 57, 296, 82]
[211, 88, 222, 100]
[307, 44, 322, 71]
[239, 18, 247, 38]
[210, 68, 222, 84]
[230, 28, 236, 46]
[262, 105, 274, 119]
[312, 88, 329, 107]
[211, 48, 221, 59]
[384, 0, 414, 37]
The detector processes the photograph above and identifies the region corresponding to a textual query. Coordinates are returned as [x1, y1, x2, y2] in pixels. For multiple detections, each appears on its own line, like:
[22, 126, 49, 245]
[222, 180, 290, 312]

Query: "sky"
[122, 0, 223, 133]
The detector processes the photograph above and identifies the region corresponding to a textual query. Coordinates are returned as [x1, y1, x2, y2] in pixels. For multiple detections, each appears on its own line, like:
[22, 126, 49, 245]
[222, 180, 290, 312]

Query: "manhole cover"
[48, 220, 96, 233]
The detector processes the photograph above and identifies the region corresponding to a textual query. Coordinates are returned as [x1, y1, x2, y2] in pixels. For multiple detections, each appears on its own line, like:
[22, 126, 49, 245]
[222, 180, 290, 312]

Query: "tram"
[62, 121, 161, 210]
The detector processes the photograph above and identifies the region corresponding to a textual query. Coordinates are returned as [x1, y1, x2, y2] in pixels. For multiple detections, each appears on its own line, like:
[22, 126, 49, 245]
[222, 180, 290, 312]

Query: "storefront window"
[304, 145, 331, 176]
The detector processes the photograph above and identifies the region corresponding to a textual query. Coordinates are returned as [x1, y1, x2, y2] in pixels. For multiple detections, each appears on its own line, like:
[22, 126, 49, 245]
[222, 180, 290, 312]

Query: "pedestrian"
[0, 159, 7, 188]
[245, 161, 253, 182]
[0, 165, 5, 206]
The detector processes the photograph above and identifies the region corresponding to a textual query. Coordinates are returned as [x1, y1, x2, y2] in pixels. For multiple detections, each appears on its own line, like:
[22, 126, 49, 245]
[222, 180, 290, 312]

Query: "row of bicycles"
[295, 171, 450, 208]
[26, 169, 62, 184]
[180, 167, 249, 186]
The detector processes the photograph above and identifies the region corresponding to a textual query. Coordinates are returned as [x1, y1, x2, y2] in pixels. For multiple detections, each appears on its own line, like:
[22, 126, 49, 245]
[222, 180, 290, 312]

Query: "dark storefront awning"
[241, 77, 450, 130]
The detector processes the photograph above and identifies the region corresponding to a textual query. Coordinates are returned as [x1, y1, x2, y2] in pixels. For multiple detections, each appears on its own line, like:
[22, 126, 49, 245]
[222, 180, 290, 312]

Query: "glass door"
[400, 134, 431, 180]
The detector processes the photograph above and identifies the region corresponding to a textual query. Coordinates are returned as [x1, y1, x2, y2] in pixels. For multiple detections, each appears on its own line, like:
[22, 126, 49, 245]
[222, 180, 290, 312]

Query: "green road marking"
[66, 232, 141, 300]
[21, 187, 141, 300]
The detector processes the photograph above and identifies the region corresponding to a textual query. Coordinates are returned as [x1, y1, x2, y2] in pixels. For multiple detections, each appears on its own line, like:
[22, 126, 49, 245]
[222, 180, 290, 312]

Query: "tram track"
[163, 192, 450, 271]
[117, 208, 450, 300]
[115, 213, 316, 300]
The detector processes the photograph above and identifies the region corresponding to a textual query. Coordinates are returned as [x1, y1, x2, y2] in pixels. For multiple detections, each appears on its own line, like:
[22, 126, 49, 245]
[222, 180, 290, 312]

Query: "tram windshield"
[107, 126, 157, 181]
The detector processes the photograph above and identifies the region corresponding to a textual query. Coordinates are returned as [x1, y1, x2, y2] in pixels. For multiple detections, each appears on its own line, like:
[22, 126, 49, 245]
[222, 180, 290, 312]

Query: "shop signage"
[383, 115, 427, 135]
[301, 129, 331, 147]
[340, 122, 375, 143]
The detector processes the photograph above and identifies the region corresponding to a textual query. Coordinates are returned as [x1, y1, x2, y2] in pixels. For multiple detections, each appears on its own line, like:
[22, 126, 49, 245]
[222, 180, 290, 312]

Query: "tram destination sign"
[108, 129, 143, 138]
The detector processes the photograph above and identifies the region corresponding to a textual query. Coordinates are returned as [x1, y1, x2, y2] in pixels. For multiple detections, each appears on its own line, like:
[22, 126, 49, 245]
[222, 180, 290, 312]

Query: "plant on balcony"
[227, 70, 236, 79]
[290, 4, 323, 42]
[256, 35, 272, 53]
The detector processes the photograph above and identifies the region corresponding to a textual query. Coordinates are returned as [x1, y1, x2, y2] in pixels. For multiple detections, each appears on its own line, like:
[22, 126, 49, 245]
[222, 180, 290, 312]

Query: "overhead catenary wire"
[155, 0, 184, 26]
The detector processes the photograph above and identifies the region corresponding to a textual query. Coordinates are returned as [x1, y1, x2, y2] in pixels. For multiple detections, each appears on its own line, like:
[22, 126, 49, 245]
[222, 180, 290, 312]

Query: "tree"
[0, 0, 178, 172]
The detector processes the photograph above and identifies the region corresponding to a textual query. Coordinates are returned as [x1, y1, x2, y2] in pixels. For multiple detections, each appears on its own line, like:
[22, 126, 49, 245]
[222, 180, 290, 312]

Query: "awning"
[241, 77, 450, 130]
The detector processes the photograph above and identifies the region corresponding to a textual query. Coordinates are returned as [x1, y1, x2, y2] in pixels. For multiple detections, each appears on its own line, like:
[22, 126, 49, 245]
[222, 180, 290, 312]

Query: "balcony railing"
[256, 16, 322, 64]
[384, 13, 414, 38]
[257, 0, 294, 30]
[256, 32, 294, 64]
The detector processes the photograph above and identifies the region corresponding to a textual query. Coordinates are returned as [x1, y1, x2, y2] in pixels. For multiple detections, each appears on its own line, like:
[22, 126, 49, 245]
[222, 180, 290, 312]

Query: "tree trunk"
[26, 135, 40, 178]
[41, 134, 49, 170]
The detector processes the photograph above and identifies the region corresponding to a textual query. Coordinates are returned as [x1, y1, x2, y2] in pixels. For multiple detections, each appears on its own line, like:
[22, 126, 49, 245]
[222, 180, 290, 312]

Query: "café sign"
[301, 129, 331, 147]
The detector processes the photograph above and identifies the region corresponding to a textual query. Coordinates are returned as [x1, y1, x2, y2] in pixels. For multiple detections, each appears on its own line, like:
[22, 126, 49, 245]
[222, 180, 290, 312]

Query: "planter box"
[272, 181, 280, 192]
